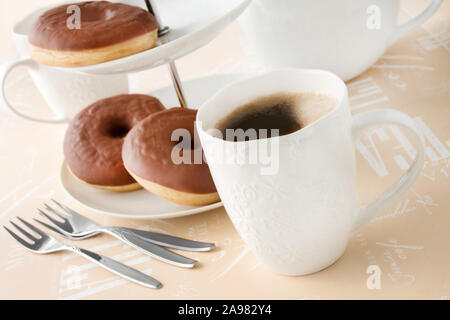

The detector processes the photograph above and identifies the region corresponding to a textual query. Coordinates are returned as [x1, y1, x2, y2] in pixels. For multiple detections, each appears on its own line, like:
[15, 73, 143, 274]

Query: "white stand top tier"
[14, 0, 251, 75]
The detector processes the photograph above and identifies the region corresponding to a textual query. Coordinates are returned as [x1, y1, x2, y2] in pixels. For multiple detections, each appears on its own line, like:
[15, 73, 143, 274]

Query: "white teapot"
[239, 0, 443, 80]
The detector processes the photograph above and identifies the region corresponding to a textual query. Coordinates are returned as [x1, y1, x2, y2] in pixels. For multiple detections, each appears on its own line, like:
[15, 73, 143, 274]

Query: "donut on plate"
[28, 1, 159, 67]
[64, 94, 165, 191]
[122, 108, 220, 206]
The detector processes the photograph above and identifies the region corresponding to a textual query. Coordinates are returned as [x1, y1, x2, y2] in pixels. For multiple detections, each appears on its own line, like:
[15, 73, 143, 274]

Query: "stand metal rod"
[168, 61, 188, 109]
[144, 0, 170, 36]
[145, 0, 188, 108]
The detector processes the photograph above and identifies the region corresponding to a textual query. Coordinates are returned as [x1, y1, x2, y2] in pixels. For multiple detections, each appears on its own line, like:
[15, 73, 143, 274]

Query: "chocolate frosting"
[122, 108, 217, 194]
[64, 94, 165, 186]
[29, 1, 158, 51]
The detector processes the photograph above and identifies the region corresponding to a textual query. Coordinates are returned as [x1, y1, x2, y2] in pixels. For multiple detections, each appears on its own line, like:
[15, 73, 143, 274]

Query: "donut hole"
[103, 120, 131, 139]
[109, 125, 130, 138]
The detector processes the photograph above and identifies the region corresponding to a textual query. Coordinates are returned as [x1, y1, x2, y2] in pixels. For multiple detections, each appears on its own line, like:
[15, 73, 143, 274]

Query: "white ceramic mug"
[196, 69, 425, 275]
[0, 4, 129, 123]
[239, 0, 443, 81]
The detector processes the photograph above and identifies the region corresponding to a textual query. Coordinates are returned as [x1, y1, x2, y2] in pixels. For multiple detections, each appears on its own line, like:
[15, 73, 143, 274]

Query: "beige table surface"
[0, 0, 449, 300]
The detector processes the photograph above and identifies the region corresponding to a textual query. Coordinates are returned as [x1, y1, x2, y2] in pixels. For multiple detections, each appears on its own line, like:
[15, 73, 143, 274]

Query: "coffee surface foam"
[215, 92, 338, 141]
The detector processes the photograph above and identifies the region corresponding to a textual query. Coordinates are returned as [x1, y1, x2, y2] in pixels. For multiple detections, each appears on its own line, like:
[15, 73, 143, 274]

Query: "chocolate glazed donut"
[122, 108, 219, 206]
[29, 1, 159, 67]
[64, 94, 165, 191]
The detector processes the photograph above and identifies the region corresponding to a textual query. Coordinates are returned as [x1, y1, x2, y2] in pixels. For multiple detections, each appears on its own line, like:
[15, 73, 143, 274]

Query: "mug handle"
[0, 58, 68, 123]
[351, 109, 425, 230]
[387, 0, 443, 46]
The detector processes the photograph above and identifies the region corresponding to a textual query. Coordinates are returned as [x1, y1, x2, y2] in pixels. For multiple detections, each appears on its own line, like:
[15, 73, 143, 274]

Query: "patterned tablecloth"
[0, 0, 449, 299]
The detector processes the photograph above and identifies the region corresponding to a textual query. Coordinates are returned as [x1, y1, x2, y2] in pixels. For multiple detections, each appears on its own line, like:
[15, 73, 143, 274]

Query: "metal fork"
[37, 200, 214, 268]
[3, 217, 161, 289]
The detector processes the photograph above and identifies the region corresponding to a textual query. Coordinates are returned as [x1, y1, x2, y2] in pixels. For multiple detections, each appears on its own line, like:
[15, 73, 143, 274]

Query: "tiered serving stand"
[56, 0, 251, 219]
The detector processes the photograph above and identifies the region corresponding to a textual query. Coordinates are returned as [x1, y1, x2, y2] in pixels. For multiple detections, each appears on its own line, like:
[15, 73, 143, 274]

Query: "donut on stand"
[26, 0, 251, 211]
[28, 1, 159, 67]
[63, 94, 165, 191]
[123, 108, 219, 206]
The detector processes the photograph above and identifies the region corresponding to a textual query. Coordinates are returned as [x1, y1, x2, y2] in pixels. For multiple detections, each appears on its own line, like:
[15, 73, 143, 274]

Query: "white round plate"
[60, 73, 245, 219]
[14, 0, 251, 74]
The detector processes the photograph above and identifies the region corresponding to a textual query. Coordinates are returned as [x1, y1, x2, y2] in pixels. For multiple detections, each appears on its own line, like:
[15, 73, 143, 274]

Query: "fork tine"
[9, 220, 38, 241]
[43, 203, 69, 220]
[3, 226, 34, 248]
[17, 217, 47, 238]
[33, 218, 65, 236]
[51, 199, 81, 218]
[38, 209, 68, 231]
[38, 209, 67, 229]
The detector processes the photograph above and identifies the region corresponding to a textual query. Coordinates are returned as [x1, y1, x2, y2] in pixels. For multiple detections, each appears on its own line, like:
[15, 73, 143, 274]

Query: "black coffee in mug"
[215, 92, 337, 141]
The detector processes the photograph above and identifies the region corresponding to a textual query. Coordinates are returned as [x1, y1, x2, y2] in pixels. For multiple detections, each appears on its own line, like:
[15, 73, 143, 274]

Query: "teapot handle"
[388, 0, 443, 46]
[0, 58, 68, 123]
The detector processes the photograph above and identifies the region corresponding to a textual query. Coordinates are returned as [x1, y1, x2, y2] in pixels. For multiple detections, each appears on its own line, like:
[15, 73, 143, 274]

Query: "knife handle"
[118, 227, 215, 252]
[105, 227, 198, 268]
[71, 246, 161, 289]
